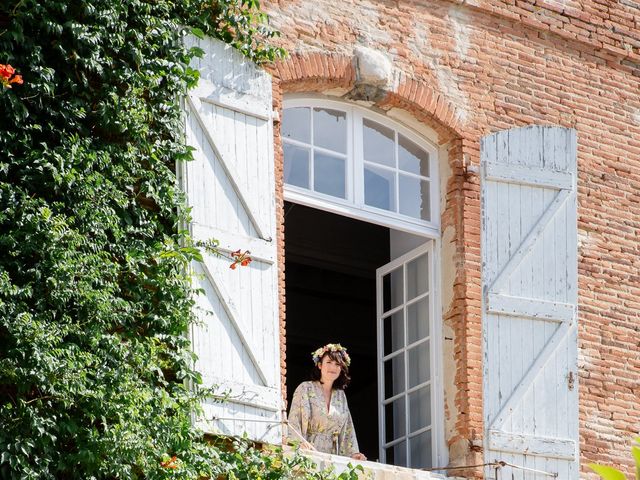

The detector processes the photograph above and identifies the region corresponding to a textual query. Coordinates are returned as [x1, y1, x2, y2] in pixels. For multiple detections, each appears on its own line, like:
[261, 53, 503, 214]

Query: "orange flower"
[229, 249, 252, 270]
[0, 64, 15, 79]
[0, 64, 23, 88]
[160, 455, 178, 469]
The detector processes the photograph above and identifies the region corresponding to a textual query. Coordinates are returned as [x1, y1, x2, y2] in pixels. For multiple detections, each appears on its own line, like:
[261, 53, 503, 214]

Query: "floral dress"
[287, 381, 359, 457]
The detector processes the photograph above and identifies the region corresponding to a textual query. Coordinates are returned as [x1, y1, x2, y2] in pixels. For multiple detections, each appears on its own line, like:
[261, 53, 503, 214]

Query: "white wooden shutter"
[181, 35, 281, 443]
[481, 126, 578, 479]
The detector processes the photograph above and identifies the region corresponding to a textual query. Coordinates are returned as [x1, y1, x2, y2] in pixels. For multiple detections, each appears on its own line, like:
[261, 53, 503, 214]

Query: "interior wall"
[390, 229, 427, 260]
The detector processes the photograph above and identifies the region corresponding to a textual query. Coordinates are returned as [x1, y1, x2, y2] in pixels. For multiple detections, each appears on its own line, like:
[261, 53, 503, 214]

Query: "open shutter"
[181, 35, 281, 443]
[481, 126, 578, 478]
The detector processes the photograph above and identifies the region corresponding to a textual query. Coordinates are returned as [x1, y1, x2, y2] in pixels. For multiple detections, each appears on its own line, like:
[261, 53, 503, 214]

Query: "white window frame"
[376, 241, 441, 468]
[282, 96, 446, 469]
[283, 97, 440, 240]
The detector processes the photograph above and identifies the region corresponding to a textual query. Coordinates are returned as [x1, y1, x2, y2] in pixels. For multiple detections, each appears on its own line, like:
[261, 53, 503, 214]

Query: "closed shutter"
[481, 126, 578, 478]
[180, 35, 281, 443]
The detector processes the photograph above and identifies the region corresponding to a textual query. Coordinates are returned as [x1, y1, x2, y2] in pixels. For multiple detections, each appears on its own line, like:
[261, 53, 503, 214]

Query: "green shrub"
[589, 437, 640, 480]
[0, 1, 357, 479]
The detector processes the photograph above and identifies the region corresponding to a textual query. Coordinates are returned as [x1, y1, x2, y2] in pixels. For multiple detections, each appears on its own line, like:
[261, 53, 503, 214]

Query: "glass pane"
[407, 297, 429, 344]
[407, 341, 430, 388]
[399, 174, 430, 221]
[383, 267, 403, 312]
[384, 354, 405, 399]
[313, 152, 345, 198]
[282, 107, 310, 143]
[406, 253, 428, 300]
[408, 385, 431, 433]
[365, 165, 395, 212]
[283, 143, 310, 189]
[384, 397, 406, 443]
[363, 118, 395, 167]
[409, 430, 432, 469]
[313, 108, 346, 153]
[399, 134, 429, 176]
[383, 311, 404, 356]
[386, 440, 407, 467]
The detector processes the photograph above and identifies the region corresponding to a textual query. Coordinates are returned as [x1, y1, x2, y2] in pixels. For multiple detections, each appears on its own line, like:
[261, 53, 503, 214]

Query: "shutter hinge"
[567, 371, 575, 390]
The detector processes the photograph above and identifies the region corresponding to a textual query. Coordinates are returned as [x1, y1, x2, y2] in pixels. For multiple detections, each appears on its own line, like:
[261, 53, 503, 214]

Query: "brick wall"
[265, 0, 640, 477]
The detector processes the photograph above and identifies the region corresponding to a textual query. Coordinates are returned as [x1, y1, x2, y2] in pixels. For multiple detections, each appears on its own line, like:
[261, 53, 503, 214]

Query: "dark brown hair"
[310, 350, 351, 390]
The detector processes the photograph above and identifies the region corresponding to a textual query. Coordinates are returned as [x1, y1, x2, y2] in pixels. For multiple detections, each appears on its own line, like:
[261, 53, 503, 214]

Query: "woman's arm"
[338, 393, 366, 460]
[287, 383, 312, 448]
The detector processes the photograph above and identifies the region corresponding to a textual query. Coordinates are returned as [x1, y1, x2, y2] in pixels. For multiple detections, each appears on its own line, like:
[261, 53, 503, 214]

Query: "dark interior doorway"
[284, 201, 390, 460]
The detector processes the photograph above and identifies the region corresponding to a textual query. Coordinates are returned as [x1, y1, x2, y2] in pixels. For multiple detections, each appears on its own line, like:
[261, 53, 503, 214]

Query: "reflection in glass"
[407, 341, 430, 388]
[409, 386, 431, 433]
[384, 354, 405, 399]
[399, 134, 429, 176]
[409, 430, 432, 469]
[365, 165, 395, 212]
[385, 397, 406, 443]
[406, 253, 428, 300]
[313, 108, 347, 153]
[386, 441, 407, 467]
[282, 107, 310, 143]
[383, 267, 403, 312]
[314, 152, 345, 198]
[283, 143, 310, 189]
[407, 297, 429, 344]
[383, 311, 404, 356]
[399, 175, 430, 221]
[363, 118, 395, 167]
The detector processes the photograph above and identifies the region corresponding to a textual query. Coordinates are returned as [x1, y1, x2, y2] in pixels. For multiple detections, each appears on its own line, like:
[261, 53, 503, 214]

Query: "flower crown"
[311, 343, 351, 367]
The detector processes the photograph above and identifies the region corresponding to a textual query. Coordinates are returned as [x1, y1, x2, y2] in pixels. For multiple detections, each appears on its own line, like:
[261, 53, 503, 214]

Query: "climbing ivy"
[0, 1, 360, 479]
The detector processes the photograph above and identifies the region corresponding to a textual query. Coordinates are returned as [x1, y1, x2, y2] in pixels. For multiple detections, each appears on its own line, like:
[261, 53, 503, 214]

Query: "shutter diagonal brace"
[186, 94, 270, 241]
[199, 255, 269, 386]
[488, 320, 573, 432]
[487, 188, 570, 297]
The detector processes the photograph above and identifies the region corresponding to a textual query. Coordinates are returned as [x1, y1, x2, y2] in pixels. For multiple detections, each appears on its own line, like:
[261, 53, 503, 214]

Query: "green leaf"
[191, 27, 205, 39]
[588, 464, 627, 480]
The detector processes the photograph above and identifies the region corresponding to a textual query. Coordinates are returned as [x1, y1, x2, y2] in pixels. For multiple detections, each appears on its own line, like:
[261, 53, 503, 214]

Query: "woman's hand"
[350, 452, 367, 461]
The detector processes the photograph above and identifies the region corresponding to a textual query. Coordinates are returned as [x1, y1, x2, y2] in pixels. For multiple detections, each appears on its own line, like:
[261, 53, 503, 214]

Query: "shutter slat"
[488, 430, 576, 460]
[487, 293, 574, 322]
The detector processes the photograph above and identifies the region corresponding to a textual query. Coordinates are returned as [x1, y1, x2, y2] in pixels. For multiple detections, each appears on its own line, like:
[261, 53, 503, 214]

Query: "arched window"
[282, 98, 439, 236]
[282, 97, 445, 469]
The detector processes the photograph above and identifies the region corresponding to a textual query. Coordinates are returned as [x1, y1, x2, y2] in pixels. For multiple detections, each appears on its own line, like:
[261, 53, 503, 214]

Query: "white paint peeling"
[408, 20, 470, 125]
[268, 0, 392, 54]
[353, 7, 394, 46]
[632, 109, 640, 125]
[449, 7, 470, 59]
[440, 225, 458, 443]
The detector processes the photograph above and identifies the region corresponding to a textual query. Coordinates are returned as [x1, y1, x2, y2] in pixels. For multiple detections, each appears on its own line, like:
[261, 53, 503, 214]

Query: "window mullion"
[347, 107, 353, 202]
[353, 110, 363, 207]
[395, 131, 400, 215]
[309, 108, 314, 192]
[403, 262, 410, 467]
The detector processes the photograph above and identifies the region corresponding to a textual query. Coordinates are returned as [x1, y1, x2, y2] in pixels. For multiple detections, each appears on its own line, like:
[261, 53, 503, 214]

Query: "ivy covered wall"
[0, 2, 351, 479]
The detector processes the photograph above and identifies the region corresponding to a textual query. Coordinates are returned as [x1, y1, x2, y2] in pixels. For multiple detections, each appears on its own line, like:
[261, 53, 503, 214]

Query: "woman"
[287, 343, 367, 460]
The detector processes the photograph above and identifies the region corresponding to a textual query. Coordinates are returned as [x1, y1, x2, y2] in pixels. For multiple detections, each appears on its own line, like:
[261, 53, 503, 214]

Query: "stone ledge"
[284, 447, 466, 480]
